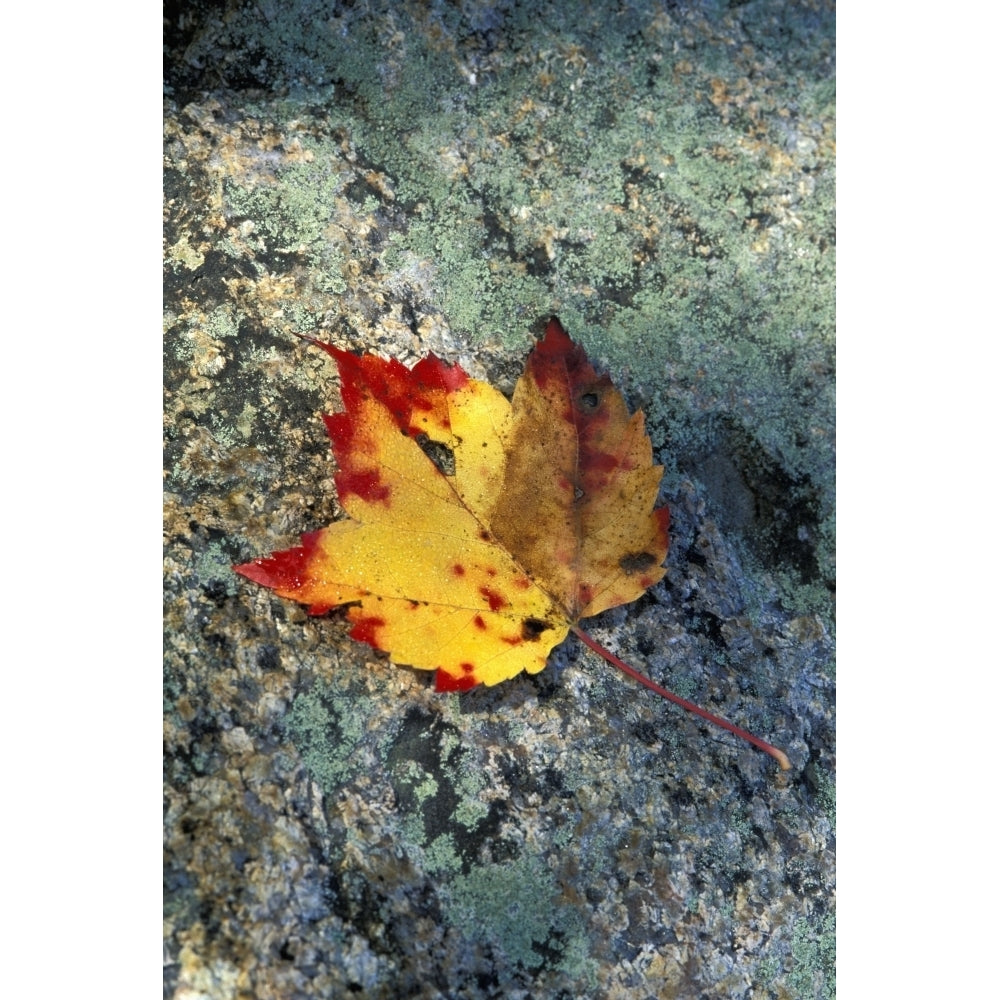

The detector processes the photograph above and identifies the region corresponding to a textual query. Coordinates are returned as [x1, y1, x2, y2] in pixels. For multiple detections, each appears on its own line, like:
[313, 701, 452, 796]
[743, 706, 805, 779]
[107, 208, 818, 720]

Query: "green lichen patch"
[789, 911, 836, 1000]
[443, 854, 589, 976]
[422, 834, 463, 878]
[383, 706, 506, 872]
[192, 540, 240, 600]
[284, 685, 374, 793]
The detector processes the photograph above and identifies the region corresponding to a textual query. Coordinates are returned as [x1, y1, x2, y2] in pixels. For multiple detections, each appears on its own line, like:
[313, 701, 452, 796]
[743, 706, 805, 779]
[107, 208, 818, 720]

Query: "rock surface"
[164, 3, 835, 997]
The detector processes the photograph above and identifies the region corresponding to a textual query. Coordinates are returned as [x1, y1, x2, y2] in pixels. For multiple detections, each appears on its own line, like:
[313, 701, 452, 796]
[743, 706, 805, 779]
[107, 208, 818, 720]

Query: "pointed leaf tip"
[233, 530, 323, 591]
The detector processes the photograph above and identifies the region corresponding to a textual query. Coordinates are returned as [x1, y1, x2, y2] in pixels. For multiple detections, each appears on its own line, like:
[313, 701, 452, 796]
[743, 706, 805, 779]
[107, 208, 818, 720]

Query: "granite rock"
[164, 3, 835, 997]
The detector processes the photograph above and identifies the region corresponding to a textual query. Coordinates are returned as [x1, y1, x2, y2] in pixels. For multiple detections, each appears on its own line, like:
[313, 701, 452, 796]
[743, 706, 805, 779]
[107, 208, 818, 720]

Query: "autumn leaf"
[235, 317, 666, 683]
[235, 318, 789, 769]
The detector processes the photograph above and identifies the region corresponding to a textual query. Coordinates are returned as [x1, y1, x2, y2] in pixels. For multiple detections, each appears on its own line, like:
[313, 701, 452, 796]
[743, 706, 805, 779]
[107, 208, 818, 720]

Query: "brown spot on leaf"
[521, 618, 552, 641]
[619, 551, 659, 575]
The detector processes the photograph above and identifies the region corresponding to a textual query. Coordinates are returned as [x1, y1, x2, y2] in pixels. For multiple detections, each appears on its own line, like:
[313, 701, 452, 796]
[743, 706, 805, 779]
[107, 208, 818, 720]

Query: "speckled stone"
[164, 3, 834, 997]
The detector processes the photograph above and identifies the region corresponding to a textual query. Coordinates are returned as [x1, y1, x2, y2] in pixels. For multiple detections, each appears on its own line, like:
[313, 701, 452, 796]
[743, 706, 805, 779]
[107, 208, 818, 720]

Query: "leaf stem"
[571, 626, 791, 771]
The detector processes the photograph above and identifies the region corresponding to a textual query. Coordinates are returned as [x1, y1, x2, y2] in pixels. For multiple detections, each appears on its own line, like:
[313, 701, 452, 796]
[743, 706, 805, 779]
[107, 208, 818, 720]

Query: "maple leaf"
[235, 318, 789, 770]
[236, 317, 666, 684]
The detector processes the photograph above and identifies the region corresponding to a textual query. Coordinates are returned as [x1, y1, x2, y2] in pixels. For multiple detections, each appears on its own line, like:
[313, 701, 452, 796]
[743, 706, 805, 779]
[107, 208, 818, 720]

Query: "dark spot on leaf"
[452, 564, 465, 576]
[521, 618, 552, 641]
[579, 390, 600, 410]
[620, 551, 658, 575]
